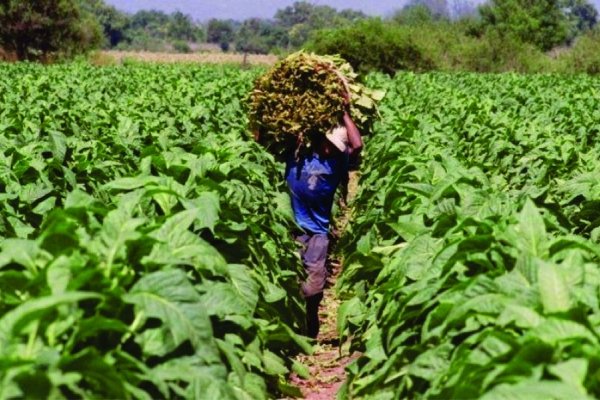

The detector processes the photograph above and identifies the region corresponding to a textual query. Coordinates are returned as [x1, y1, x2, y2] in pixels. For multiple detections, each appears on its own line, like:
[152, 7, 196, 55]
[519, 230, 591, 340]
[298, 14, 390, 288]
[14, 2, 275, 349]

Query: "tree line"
[1, 0, 599, 73]
[0, 0, 371, 59]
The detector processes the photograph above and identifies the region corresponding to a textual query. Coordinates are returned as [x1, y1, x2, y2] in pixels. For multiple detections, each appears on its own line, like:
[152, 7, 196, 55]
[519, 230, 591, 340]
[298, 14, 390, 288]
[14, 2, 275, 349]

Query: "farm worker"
[286, 93, 363, 338]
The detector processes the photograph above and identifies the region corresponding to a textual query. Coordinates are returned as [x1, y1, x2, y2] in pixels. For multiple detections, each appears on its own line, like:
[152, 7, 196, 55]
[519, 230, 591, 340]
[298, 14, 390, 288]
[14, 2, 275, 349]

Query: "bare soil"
[288, 260, 360, 400]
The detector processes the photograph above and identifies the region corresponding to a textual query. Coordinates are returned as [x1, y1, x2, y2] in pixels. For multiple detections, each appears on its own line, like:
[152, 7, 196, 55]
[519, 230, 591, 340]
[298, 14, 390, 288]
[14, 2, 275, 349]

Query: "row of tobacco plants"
[0, 63, 310, 398]
[338, 72, 600, 399]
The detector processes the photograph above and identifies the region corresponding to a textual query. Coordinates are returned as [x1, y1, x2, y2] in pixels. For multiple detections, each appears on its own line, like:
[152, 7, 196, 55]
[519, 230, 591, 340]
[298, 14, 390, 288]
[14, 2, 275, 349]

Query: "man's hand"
[342, 89, 351, 109]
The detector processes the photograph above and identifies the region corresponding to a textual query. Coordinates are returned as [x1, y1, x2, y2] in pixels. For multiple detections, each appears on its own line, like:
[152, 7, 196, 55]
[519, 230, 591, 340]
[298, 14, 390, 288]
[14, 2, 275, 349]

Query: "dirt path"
[288, 172, 360, 400]
[288, 261, 359, 399]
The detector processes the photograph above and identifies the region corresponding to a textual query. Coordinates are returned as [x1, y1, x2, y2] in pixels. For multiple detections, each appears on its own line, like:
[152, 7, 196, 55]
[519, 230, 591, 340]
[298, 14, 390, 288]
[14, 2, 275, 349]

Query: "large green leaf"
[548, 358, 588, 392]
[525, 318, 597, 346]
[481, 380, 591, 400]
[123, 269, 214, 353]
[89, 206, 144, 276]
[183, 191, 220, 232]
[515, 199, 547, 257]
[0, 292, 101, 347]
[537, 259, 571, 314]
[0, 239, 42, 273]
[143, 209, 227, 272]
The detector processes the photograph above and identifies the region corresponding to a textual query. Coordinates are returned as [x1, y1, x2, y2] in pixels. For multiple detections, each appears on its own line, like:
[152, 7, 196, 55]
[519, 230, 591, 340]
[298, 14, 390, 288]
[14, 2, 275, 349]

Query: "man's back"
[286, 151, 349, 235]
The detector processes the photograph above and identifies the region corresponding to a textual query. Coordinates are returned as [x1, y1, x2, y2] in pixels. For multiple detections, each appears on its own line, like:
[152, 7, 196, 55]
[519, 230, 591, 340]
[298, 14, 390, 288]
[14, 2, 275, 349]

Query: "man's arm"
[343, 110, 362, 155]
[340, 88, 362, 155]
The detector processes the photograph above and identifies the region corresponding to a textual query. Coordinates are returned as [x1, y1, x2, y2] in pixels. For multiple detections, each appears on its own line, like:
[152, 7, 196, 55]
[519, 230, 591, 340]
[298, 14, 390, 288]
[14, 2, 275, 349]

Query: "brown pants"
[295, 233, 329, 297]
[295, 233, 329, 338]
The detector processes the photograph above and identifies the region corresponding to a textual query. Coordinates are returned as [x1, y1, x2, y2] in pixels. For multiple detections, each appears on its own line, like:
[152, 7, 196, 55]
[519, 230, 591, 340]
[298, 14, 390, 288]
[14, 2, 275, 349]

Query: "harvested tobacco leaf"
[248, 51, 384, 156]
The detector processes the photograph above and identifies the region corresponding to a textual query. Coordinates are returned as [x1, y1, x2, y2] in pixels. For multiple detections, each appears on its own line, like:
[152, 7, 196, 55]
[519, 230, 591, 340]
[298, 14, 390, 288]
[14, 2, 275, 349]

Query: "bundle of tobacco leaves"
[248, 51, 384, 156]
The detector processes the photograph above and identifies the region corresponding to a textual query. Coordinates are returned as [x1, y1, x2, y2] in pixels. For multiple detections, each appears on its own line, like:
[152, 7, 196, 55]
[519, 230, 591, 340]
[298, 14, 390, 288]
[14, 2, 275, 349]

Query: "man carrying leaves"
[285, 95, 362, 338]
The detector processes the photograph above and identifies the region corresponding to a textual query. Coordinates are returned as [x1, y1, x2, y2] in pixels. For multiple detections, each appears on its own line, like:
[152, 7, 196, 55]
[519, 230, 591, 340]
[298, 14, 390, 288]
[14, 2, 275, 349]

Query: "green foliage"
[562, 0, 599, 42]
[248, 51, 382, 155]
[207, 19, 236, 47]
[235, 19, 288, 54]
[478, 0, 570, 51]
[172, 39, 191, 53]
[396, 0, 450, 22]
[0, 0, 103, 61]
[274, 1, 366, 48]
[337, 72, 600, 398]
[80, 0, 129, 47]
[75, 0, 600, 70]
[392, 4, 439, 25]
[70, 0, 600, 70]
[128, 9, 170, 35]
[167, 11, 196, 41]
[302, 0, 600, 74]
[456, 31, 554, 73]
[123, 9, 203, 52]
[0, 63, 309, 398]
[307, 19, 437, 75]
[307, 18, 566, 74]
[82, 3, 204, 52]
[201, 1, 370, 55]
[558, 28, 600, 74]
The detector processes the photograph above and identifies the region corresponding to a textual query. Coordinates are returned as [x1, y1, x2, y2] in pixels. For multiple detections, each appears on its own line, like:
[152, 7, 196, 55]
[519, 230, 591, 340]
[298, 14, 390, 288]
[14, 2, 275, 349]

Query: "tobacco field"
[0, 63, 309, 399]
[2, 61, 600, 399]
[338, 73, 600, 399]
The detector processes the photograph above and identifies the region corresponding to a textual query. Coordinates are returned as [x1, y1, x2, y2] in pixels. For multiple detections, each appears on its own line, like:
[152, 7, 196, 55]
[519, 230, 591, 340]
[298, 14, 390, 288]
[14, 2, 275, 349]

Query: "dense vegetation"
[80, 1, 206, 53]
[337, 72, 600, 398]
[5, 0, 600, 74]
[306, 11, 600, 75]
[4, 32, 600, 400]
[80, 0, 366, 54]
[0, 63, 311, 398]
[0, 0, 103, 61]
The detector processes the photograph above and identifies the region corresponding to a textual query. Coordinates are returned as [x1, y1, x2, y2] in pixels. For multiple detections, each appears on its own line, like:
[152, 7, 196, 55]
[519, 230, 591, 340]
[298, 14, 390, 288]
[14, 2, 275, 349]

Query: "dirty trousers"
[295, 233, 329, 297]
[295, 233, 329, 338]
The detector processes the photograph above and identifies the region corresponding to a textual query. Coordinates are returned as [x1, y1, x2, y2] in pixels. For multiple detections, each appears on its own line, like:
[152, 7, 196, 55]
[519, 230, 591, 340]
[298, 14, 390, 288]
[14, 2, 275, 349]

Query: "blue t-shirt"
[286, 152, 348, 234]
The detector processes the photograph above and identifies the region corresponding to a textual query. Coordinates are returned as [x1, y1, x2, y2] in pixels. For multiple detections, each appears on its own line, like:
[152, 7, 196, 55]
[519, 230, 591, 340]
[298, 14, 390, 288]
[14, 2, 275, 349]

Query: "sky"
[104, 0, 418, 21]
[105, 0, 600, 23]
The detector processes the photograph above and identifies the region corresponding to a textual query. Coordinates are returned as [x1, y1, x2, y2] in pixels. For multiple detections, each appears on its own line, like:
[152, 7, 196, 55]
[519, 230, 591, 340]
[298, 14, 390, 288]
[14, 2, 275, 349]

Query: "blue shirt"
[286, 152, 348, 234]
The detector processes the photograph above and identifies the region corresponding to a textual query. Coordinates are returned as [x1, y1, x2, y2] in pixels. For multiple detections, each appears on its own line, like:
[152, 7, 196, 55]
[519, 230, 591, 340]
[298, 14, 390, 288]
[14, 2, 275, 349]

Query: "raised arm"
[343, 109, 362, 155]
[339, 85, 363, 155]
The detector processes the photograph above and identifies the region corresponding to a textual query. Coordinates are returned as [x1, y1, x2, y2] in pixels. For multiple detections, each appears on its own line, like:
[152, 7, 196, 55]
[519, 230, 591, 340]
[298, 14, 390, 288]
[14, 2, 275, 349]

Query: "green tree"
[80, 0, 129, 47]
[206, 19, 235, 50]
[393, 4, 437, 25]
[168, 11, 195, 41]
[307, 18, 435, 74]
[408, 0, 450, 19]
[130, 10, 170, 38]
[274, 1, 316, 27]
[479, 0, 569, 50]
[561, 0, 598, 41]
[0, 0, 103, 60]
[172, 39, 191, 53]
[274, 1, 366, 48]
[338, 9, 368, 21]
[275, 1, 365, 29]
[234, 18, 287, 53]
